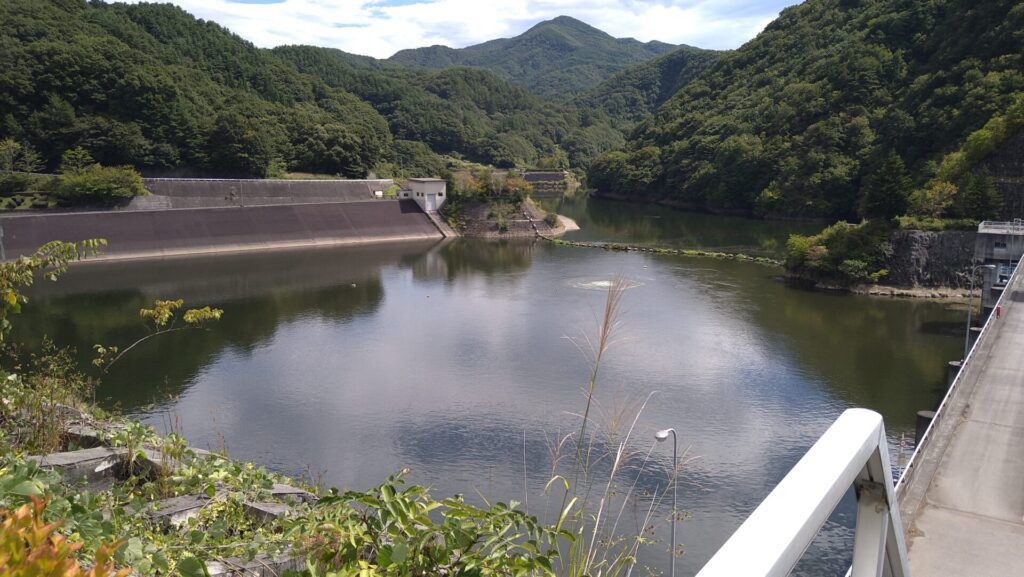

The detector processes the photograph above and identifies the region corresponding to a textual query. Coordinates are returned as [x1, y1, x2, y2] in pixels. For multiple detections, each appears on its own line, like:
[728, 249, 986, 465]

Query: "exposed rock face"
[886, 230, 977, 288]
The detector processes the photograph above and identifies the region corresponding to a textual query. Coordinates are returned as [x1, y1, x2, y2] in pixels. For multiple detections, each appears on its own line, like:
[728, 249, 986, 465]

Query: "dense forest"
[388, 16, 677, 99]
[272, 45, 624, 170]
[589, 0, 1024, 220]
[0, 1, 635, 178]
[576, 45, 723, 130]
[5, 0, 1021, 223]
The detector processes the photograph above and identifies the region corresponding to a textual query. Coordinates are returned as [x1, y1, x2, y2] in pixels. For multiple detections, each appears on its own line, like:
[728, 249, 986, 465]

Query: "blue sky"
[133, 0, 802, 59]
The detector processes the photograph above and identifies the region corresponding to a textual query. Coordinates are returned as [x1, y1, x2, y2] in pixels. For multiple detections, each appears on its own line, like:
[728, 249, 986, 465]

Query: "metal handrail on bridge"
[696, 408, 909, 577]
[697, 258, 1022, 577]
[894, 257, 1022, 499]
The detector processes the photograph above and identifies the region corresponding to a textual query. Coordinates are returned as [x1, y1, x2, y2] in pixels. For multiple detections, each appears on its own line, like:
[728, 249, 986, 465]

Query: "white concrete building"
[405, 178, 447, 212]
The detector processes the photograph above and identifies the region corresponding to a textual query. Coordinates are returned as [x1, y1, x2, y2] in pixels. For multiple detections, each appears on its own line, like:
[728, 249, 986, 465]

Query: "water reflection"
[16, 212, 964, 576]
[548, 196, 822, 257]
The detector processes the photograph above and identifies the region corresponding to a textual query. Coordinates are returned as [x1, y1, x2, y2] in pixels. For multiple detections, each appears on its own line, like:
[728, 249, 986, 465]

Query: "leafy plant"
[290, 470, 562, 576]
[0, 240, 106, 341]
[94, 299, 223, 372]
[0, 498, 130, 577]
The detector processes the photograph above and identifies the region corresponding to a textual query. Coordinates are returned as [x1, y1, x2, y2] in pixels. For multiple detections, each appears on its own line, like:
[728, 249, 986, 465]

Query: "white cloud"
[125, 0, 798, 58]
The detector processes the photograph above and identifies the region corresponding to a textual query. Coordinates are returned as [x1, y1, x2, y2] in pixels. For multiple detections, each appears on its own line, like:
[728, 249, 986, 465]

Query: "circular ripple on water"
[569, 277, 645, 291]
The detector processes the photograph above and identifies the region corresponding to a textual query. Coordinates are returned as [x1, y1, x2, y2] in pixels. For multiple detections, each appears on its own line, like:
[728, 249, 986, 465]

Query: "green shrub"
[55, 166, 146, 204]
[785, 234, 812, 269]
[544, 212, 559, 228]
[785, 221, 892, 285]
[897, 216, 979, 231]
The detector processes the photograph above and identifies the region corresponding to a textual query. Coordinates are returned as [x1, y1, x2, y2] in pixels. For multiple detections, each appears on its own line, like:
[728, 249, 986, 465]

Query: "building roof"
[407, 177, 445, 182]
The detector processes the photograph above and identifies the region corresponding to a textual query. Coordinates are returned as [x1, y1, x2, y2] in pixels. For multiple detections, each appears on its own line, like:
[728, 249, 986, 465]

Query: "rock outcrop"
[886, 230, 977, 288]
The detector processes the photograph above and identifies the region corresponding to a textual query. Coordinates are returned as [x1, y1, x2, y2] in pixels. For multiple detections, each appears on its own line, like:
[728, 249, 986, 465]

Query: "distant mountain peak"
[388, 15, 680, 99]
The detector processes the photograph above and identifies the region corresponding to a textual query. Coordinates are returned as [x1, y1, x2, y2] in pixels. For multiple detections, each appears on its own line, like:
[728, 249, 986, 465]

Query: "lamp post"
[655, 428, 677, 577]
[964, 264, 997, 359]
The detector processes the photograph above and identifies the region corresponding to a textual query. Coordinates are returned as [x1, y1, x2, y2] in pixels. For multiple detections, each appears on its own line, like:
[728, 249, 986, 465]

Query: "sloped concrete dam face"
[0, 200, 442, 260]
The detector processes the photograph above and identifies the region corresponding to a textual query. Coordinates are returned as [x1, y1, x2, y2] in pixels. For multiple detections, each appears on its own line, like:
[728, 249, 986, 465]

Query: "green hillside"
[576, 45, 723, 129]
[388, 16, 677, 99]
[0, 1, 629, 177]
[272, 45, 624, 169]
[589, 0, 1024, 220]
[0, 0, 391, 177]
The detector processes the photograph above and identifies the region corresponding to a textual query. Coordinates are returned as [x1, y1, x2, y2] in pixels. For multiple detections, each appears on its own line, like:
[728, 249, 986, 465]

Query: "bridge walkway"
[903, 266, 1024, 575]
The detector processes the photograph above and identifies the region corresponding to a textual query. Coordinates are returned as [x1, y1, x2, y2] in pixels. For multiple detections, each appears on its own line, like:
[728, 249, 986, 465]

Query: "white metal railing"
[978, 219, 1024, 235]
[695, 409, 909, 577]
[894, 257, 1023, 499]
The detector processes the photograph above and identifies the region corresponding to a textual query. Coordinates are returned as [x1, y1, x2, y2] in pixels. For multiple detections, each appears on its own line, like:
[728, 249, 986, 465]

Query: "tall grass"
[542, 276, 682, 577]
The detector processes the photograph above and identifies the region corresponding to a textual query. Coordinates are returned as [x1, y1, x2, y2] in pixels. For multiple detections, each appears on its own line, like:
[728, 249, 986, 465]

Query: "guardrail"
[978, 219, 1024, 235]
[695, 409, 909, 577]
[894, 256, 1022, 501]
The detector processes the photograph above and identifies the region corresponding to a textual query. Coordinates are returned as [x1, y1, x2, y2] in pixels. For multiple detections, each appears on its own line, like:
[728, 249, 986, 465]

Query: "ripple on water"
[569, 277, 645, 291]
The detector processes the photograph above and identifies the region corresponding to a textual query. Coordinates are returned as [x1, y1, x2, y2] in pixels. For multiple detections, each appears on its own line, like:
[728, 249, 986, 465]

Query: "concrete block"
[271, 483, 317, 505]
[146, 494, 210, 529]
[205, 554, 303, 577]
[243, 502, 292, 524]
[29, 447, 128, 487]
[63, 423, 106, 448]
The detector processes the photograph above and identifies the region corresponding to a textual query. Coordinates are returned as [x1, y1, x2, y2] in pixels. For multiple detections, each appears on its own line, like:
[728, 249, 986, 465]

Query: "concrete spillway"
[0, 200, 443, 261]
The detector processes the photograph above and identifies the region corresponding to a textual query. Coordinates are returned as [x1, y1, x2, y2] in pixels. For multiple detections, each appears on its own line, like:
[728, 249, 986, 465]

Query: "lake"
[18, 196, 965, 575]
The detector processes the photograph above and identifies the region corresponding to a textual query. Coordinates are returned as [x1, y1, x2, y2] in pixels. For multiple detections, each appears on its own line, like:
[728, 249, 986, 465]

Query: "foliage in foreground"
[290, 472, 562, 576]
[0, 498, 128, 577]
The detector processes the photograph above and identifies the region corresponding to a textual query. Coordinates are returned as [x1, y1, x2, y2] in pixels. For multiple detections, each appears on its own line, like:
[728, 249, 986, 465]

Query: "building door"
[425, 194, 437, 211]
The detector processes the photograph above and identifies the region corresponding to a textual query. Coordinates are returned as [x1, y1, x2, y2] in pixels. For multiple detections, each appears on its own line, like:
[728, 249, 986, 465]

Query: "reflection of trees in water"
[686, 260, 963, 425]
[561, 196, 818, 256]
[13, 244, 435, 411]
[20, 279, 386, 411]
[429, 239, 536, 281]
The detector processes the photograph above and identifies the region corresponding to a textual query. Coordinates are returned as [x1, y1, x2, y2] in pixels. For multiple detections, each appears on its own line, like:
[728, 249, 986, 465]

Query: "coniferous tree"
[859, 151, 911, 222]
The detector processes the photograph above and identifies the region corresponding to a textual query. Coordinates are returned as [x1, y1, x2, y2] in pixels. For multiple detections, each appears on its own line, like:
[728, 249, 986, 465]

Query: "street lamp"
[655, 428, 677, 577]
[964, 263, 997, 359]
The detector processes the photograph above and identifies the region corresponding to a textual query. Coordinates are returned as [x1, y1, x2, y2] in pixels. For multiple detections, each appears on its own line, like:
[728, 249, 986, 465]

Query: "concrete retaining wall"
[139, 179, 394, 210]
[0, 200, 441, 261]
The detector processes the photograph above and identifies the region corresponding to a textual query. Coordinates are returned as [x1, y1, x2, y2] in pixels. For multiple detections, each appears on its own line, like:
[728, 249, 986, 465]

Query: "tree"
[0, 139, 42, 173]
[859, 151, 911, 221]
[0, 139, 20, 172]
[908, 180, 957, 218]
[60, 147, 96, 174]
[953, 169, 1002, 220]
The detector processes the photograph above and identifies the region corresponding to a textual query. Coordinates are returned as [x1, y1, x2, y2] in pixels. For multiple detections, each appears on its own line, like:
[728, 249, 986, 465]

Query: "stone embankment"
[539, 236, 783, 266]
[28, 406, 313, 576]
[138, 178, 394, 210]
[0, 200, 443, 261]
[457, 199, 563, 238]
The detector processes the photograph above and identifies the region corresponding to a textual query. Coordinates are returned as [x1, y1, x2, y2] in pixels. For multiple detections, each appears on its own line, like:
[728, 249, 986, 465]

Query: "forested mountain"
[576, 45, 722, 129]
[0, 1, 628, 177]
[388, 16, 677, 99]
[590, 0, 1024, 220]
[0, 0, 390, 177]
[272, 45, 623, 169]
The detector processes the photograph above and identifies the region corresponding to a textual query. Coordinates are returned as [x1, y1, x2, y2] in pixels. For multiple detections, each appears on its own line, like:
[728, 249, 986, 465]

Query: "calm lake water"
[18, 196, 964, 575]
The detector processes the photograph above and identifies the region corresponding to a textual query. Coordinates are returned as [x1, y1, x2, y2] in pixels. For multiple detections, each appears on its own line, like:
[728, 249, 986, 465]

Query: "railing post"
[851, 477, 888, 577]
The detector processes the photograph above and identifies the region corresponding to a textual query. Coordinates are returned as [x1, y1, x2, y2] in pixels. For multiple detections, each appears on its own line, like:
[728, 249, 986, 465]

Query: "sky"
[130, 0, 802, 59]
